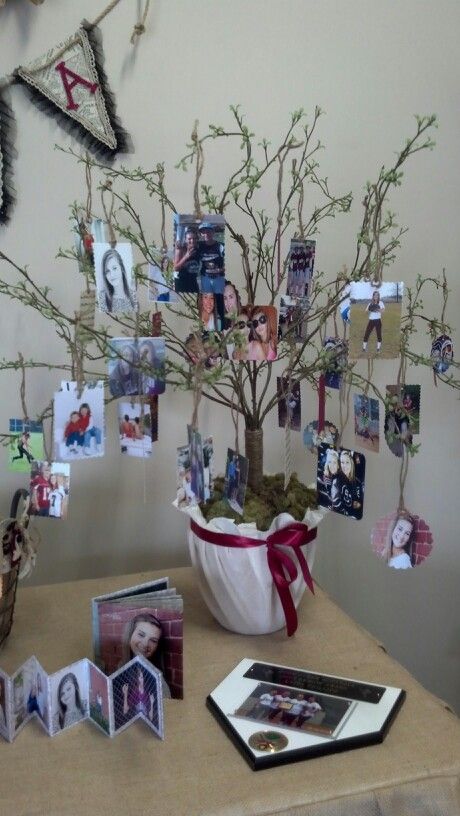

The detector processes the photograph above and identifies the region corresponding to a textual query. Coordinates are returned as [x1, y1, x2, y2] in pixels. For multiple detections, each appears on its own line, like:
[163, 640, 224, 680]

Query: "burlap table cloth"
[0, 567, 458, 816]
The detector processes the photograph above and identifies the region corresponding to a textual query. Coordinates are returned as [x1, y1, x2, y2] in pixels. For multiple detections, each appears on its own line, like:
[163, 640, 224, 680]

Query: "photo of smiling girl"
[94, 242, 137, 314]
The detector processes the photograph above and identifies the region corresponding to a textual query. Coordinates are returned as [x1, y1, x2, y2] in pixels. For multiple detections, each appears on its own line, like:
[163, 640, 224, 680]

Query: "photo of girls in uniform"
[29, 461, 70, 520]
[118, 402, 152, 458]
[53, 381, 105, 460]
[223, 448, 249, 515]
[277, 377, 301, 431]
[371, 510, 433, 570]
[8, 418, 44, 473]
[147, 259, 178, 303]
[353, 394, 380, 452]
[317, 444, 365, 520]
[108, 338, 166, 398]
[93, 242, 137, 315]
[286, 239, 316, 299]
[225, 305, 278, 362]
[234, 681, 353, 738]
[349, 281, 404, 359]
[173, 213, 226, 294]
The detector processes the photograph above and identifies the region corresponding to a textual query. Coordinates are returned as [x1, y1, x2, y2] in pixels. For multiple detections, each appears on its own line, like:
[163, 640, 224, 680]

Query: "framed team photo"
[93, 241, 137, 314]
[207, 658, 405, 771]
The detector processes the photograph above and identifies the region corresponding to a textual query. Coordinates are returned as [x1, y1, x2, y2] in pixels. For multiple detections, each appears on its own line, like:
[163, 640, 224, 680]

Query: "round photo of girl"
[371, 510, 433, 570]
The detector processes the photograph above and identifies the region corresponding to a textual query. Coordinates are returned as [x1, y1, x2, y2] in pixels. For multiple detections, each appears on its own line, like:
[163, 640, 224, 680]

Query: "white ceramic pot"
[175, 501, 327, 635]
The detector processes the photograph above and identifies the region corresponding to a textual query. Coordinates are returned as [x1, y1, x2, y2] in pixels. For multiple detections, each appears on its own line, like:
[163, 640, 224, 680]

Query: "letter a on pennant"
[54, 61, 98, 111]
[15, 27, 123, 155]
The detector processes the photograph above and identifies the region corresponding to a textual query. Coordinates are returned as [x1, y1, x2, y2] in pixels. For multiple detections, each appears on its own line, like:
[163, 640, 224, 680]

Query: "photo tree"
[0, 107, 458, 533]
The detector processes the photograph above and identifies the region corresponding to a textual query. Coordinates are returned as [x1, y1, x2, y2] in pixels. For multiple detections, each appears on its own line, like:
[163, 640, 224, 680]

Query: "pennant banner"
[0, 20, 132, 223]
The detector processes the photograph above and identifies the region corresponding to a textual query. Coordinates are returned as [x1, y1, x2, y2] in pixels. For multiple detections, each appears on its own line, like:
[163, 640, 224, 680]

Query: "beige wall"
[0, 1, 459, 711]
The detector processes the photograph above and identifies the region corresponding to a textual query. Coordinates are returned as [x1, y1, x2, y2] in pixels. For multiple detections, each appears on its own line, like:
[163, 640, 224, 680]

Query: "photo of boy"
[29, 461, 70, 520]
[173, 213, 226, 294]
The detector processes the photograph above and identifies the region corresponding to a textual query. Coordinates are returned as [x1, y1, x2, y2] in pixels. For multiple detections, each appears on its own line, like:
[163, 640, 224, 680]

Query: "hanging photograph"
[303, 419, 339, 452]
[29, 461, 70, 520]
[286, 239, 316, 299]
[278, 295, 310, 344]
[353, 394, 380, 452]
[349, 281, 404, 359]
[173, 213, 225, 294]
[277, 378, 301, 431]
[384, 387, 413, 457]
[187, 426, 205, 503]
[227, 305, 278, 363]
[138, 338, 166, 396]
[8, 419, 44, 472]
[323, 337, 348, 389]
[118, 402, 152, 458]
[147, 259, 178, 304]
[317, 444, 365, 520]
[431, 334, 453, 375]
[184, 331, 225, 370]
[93, 242, 137, 315]
[108, 338, 141, 397]
[197, 292, 225, 332]
[223, 280, 242, 328]
[223, 448, 249, 515]
[386, 385, 421, 435]
[53, 381, 105, 460]
[371, 510, 434, 570]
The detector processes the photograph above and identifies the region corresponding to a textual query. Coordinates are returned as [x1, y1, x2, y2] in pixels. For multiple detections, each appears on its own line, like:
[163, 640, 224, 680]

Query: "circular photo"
[431, 334, 453, 375]
[371, 510, 433, 570]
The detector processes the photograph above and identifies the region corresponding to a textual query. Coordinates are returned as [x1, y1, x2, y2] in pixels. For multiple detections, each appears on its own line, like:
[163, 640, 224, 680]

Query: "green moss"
[200, 473, 317, 531]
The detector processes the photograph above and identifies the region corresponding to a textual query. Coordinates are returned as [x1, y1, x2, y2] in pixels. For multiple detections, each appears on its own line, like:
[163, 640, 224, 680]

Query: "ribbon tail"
[295, 547, 315, 595]
[267, 550, 298, 637]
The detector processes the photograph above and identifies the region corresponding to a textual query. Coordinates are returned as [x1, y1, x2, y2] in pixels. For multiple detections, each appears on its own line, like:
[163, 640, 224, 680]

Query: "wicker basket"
[0, 489, 30, 650]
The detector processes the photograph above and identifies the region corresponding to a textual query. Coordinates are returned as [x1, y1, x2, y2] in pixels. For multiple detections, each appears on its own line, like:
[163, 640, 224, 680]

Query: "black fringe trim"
[0, 87, 17, 225]
[14, 22, 133, 164]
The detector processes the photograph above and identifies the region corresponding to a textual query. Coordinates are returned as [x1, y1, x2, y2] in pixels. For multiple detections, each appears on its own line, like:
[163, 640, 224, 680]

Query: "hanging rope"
[42, 401, 54, 464]
[397, 447, 410, 511]
[130, 0, 151, 45]
[17, 353, 29, 422]
[100, 181, 117, 247]
[337, 377, 352, 449]
[191, 121, 204, 220]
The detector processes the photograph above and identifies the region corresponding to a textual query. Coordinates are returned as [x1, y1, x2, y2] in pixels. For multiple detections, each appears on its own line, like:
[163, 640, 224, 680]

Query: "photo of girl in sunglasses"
[226, 305, 278, 362]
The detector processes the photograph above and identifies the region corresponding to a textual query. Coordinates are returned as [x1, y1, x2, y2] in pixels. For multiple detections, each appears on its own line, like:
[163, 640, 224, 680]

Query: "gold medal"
[248, 730, 289, 753]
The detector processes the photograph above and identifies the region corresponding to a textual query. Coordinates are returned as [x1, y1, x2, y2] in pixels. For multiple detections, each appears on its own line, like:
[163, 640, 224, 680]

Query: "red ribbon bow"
[190, 519, 317, 637]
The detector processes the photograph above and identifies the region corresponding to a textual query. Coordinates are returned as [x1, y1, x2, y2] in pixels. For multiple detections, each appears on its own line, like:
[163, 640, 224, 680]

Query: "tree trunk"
[245, 428, 263, 491]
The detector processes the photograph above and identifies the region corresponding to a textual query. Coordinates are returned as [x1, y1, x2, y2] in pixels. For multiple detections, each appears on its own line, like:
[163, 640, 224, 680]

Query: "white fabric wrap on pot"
[175, 502, 327, 635]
